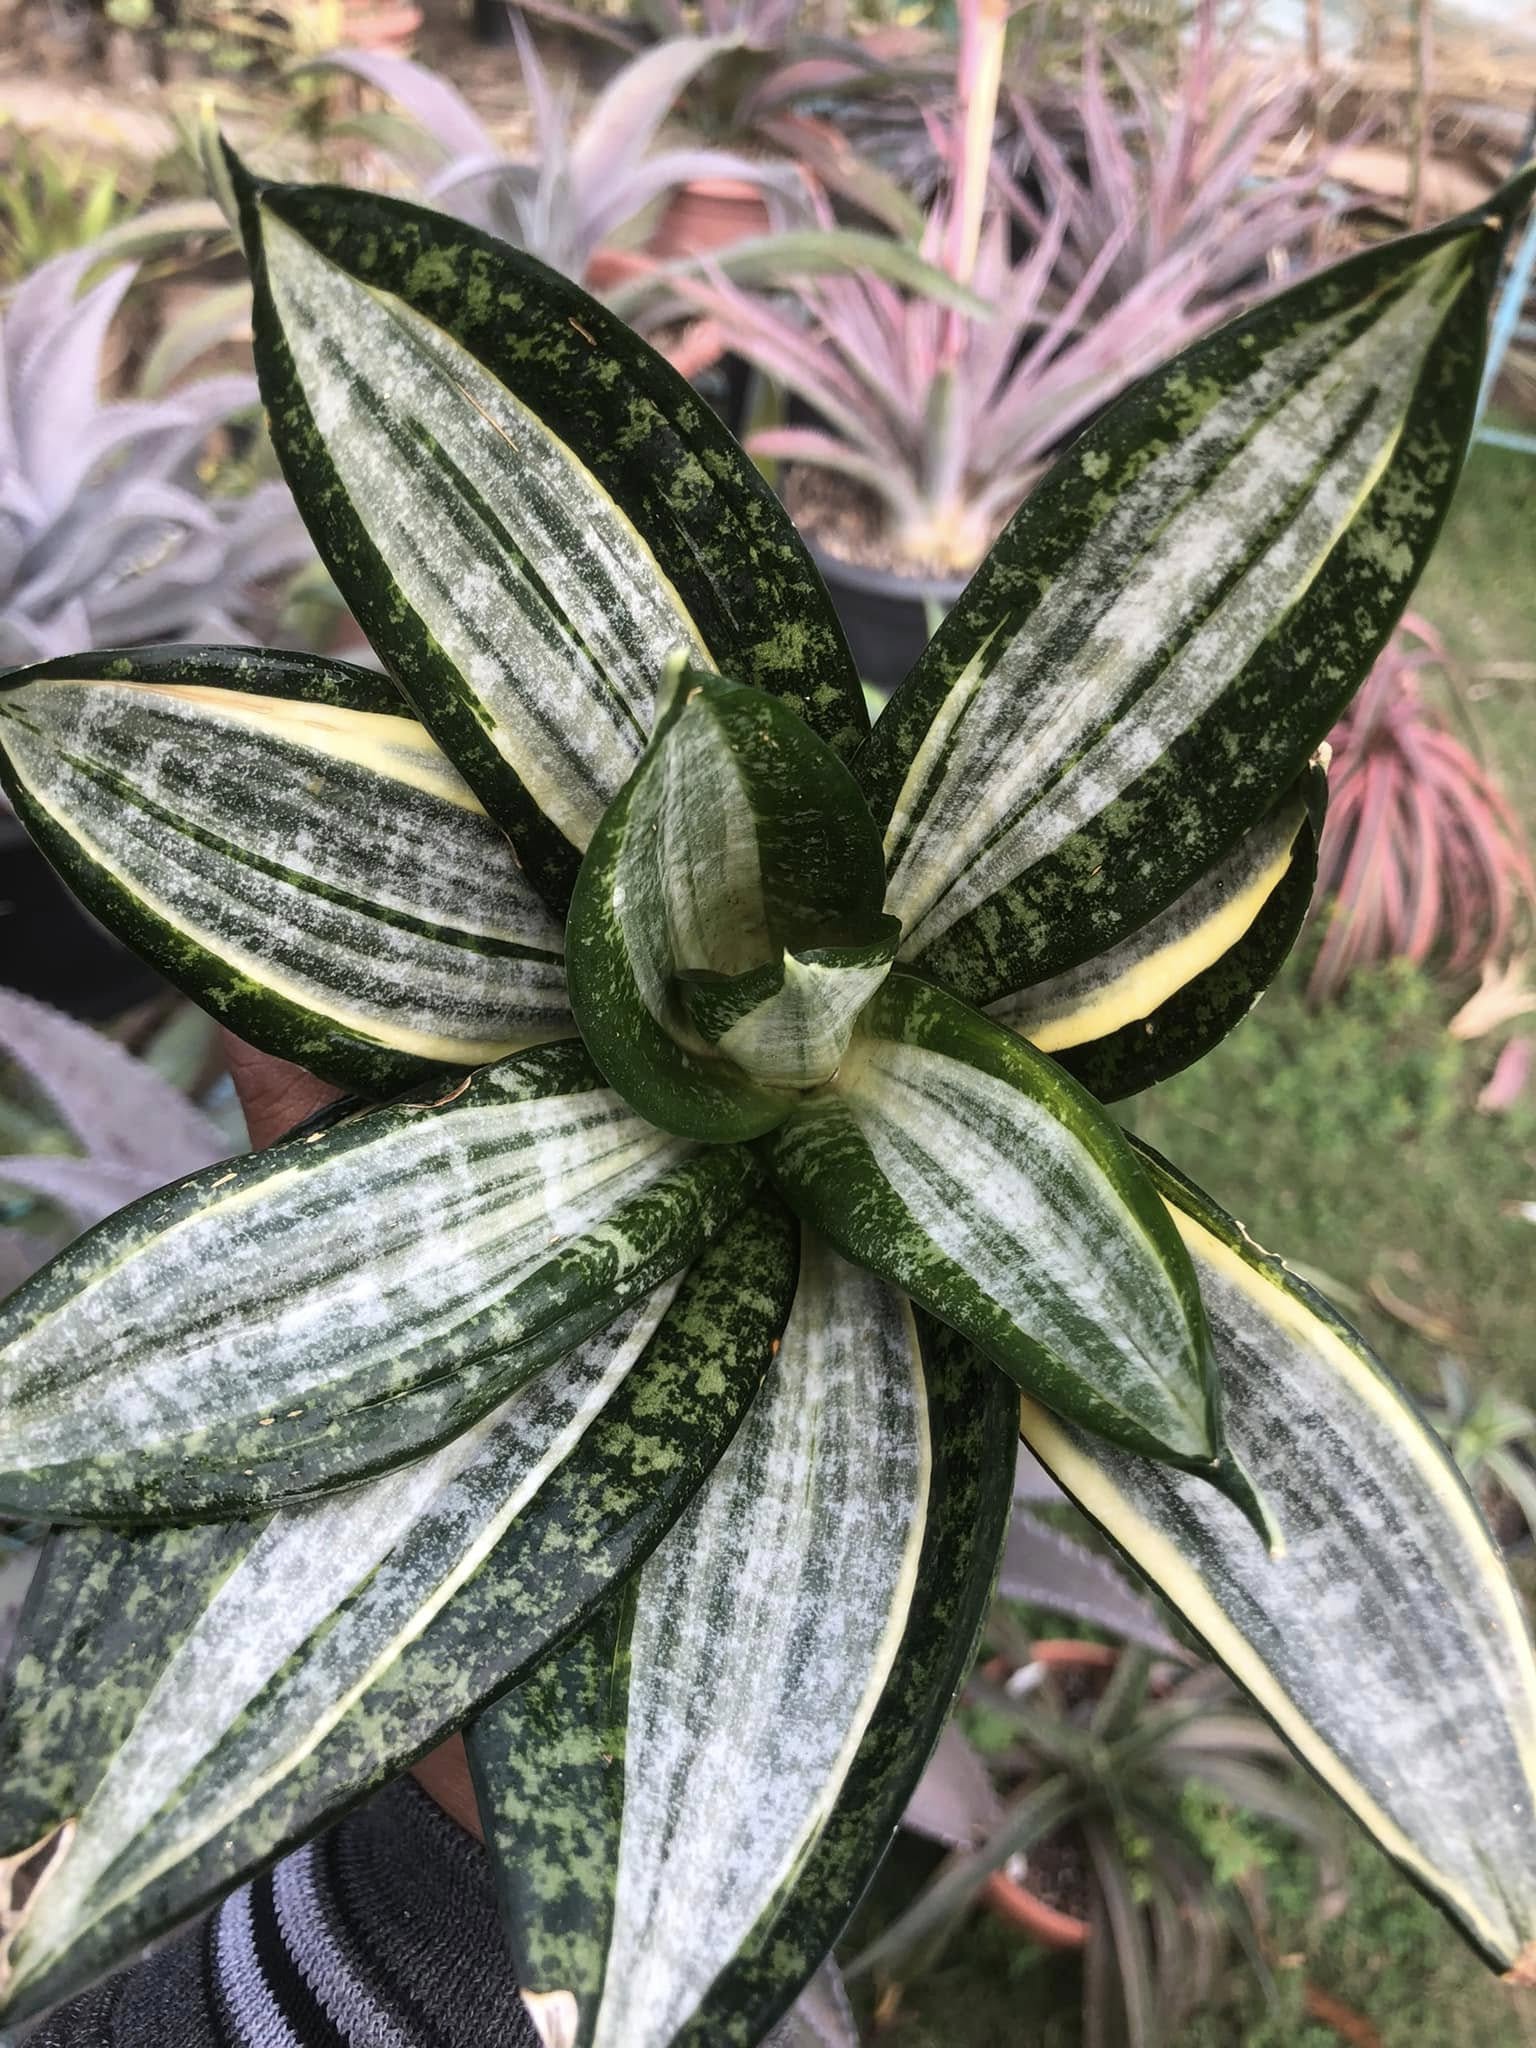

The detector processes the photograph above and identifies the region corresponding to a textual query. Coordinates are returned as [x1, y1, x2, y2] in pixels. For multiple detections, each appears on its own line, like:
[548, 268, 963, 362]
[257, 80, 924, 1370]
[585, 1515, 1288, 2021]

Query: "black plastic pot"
[0, 826, 161, 1020]
[472, 0, 517, 44]
[808, 543, 966, 693]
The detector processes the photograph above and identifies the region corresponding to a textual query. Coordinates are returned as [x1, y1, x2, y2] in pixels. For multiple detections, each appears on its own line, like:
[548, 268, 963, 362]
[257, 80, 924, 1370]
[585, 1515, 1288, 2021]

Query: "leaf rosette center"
[567, 656, 901, 1138]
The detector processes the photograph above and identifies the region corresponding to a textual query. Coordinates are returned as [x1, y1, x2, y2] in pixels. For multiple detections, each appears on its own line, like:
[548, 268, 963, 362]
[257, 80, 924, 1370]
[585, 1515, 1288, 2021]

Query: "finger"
[222, 1030, 343, 1149]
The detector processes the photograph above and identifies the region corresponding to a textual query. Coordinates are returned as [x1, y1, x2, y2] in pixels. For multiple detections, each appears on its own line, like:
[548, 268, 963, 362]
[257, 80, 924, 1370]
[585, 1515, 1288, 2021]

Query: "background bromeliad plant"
[1007, 0, 1348, 318]
[304, 30, 810, 287]
[0, 110, 1534, 2048]
[0, 235, 310, 667]
[1308, 611, 1536, 1002]
[666, 0, 1345, 695]
[874, 1644, 1345, 2048]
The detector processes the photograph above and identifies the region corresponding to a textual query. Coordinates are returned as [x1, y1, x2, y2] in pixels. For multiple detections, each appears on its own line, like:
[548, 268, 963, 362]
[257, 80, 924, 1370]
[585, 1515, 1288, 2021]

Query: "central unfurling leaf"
[567, 663, 899, 1139]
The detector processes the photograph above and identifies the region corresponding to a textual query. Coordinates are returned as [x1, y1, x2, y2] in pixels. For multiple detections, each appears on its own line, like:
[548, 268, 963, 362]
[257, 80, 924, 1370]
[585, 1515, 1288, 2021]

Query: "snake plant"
[2, 148, 1536, 2046]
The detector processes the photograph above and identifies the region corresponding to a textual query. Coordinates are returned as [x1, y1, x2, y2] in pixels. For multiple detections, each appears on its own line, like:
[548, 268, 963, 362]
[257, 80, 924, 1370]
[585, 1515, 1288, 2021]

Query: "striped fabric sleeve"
[25, 1782, 540, 2048]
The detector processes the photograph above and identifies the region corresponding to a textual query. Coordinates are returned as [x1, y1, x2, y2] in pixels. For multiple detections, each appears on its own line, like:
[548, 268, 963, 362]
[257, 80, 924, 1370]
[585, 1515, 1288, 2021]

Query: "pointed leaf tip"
[767, 975, 1227, 1477]
[1020, 1149, 1536, 1973]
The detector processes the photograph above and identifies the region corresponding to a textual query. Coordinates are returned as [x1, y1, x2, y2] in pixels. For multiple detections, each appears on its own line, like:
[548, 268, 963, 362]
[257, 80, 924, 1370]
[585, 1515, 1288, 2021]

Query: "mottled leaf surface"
[0, 1043, 758, 1519]
[991, 770, 1323, 1100]
[0, 1196, 798, 2024]
[859, 183, 1532, 1006]
[238, 170, 865, 910]
[0, 647, 569, 1093]
[475, 1245, 1016, 2047]
[1019, 1147, 1536, 1973]
[567, 668, 897, 1139]
[763, 975, 1238, 1488]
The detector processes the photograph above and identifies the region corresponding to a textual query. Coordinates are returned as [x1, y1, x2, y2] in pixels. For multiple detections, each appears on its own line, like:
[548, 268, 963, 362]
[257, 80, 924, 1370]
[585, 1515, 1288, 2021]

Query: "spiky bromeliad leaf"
[856, 176, 1536, 1012]
[762, 972, 1266, 1526]
[1018, 1148, 1536, 1977]
[991, 767, 1325, 1101]
[0, 646, 570, 1094]
[566, 662, 900, 1141]
[0, 1197, 799, 2023]
[470, 1237, 1016, 2048]
[0, 1042, 761, 1521]
[232, 161, 867, 913]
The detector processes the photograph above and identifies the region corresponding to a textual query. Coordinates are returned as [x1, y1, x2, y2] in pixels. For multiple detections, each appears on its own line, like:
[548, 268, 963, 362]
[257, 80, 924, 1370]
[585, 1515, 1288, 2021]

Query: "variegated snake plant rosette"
[2, 151, 1536, 2045]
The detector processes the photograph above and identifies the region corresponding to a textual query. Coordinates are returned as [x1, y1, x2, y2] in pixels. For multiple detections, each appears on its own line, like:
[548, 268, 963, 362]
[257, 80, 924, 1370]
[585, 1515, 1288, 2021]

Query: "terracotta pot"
[1027, 1638, 1122, 1674]
[980, 1870, 1091, 1951]
[649, 179, 773, 263]
[974, 1638, 1119, 1953]
[583, 247, 656, 295]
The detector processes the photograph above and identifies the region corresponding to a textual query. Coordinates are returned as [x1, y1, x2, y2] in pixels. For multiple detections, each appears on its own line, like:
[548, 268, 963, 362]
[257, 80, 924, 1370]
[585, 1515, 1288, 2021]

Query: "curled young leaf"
[0, 647, 570, 1094]
[0, 1043, 760, 1520]
[763, 974, 1266, 1524]
[566, 666, 898, 1139]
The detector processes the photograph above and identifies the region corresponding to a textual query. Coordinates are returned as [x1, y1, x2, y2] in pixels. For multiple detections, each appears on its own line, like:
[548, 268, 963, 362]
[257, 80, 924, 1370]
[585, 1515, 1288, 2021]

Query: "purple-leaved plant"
[307, 29, 807, 286]
[1310, 614, 1536, 1001]
[0, 243, 310, 667]
[1010, 0, 1347, 315]
[675, 4, 1229, 572]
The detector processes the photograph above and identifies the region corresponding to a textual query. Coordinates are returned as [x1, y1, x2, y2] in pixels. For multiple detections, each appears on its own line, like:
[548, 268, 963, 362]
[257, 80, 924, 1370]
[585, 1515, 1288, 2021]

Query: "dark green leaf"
[566, 665, 897, 1139]
[0, 1042, 759, 1520]
[1019, 1146, 1536, 1974]
[471, 1240, 1016, 2047]
[0, 1197, 798, 2024]
[234, 162, 866, 912]
[990, 768, 1324, 1100]
[0, 646, 569, 1094]
[858, 172, 1536, 1007]
[762, 973, 1266, 1524]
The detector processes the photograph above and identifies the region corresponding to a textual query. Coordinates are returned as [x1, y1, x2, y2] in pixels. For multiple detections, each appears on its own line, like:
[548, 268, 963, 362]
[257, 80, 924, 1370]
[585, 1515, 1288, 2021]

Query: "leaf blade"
[471, 1238, 1017, 2047]
[239, 172, 865, 909]
[0, 1196, 799, 2022]
[566, 668, 896, 1137]
[763, 974, 1240, 1489]
[859, 183, 1531, 1008]
[0, 647, 570, 1094]
[990, 769, 1324, 1100]
[0, 1043, 759, 1519]
[1018, 1147, 1536, 1972]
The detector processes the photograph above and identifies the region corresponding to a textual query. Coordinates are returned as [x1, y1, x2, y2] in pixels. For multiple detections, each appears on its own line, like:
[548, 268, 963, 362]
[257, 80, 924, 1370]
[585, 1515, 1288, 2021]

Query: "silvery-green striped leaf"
[687, 933, 899, 1091]
[0, 646, 569, 1095]
[990, 769, 1324, 1102]
[857, 173, 1535, 1009]
[237, 166, 866, 911]
[0, 1197, 799, 2024]
[471, 1238, 1016, 2048]
[0, 1042, 760, 1521]
[567, 666, 898, 1140]
[762, 973, 1265, 1520]
[1018, 1146, 1536, 1976]
[0, 1522, 258, 1864]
